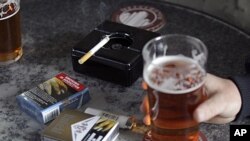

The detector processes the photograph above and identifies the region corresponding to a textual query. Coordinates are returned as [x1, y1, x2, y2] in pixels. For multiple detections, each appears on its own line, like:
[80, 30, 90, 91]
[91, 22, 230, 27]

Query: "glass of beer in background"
[0, 0, 22, 65]
[142, 34, 208, 141]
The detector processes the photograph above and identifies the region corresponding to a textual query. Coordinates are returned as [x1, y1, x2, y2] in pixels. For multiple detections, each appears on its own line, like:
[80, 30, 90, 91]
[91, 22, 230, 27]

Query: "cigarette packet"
[16, 73, 91, 124]
[41, 109, 119, 141]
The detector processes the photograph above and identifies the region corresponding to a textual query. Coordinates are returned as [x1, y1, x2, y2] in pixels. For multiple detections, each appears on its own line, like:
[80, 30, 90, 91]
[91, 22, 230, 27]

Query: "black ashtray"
[71, 21, 160, 86]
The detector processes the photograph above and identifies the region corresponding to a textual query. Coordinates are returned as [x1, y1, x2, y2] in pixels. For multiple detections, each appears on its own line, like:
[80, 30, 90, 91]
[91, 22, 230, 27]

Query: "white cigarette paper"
[78, 35, 110, 64]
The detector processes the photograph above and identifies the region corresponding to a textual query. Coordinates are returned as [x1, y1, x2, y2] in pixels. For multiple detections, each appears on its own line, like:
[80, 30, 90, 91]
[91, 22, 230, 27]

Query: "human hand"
[38, 77, 68, 95]
[193, 73, 241, 124]
[140, 73, 242, 124]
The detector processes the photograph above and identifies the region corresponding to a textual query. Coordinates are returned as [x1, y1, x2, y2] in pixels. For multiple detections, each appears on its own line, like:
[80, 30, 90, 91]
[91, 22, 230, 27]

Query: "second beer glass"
[142, 34, 208, 141]
[0, 0, 22, 64]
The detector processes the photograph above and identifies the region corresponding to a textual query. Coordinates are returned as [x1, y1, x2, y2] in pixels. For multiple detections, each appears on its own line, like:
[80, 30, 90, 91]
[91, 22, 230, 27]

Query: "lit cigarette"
[78, 35, 110, 64]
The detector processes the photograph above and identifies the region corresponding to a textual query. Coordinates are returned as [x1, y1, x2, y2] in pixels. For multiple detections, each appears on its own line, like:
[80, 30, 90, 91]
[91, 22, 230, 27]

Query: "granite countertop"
[1, 0, 250, 141]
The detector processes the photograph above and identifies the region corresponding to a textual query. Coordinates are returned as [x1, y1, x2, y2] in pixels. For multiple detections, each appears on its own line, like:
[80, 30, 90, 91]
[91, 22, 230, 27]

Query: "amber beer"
[143, 56, 207, 141]
[0, 0, 22, 64]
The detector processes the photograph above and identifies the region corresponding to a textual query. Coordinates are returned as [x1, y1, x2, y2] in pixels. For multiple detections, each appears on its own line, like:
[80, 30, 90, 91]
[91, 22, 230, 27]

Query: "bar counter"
[1, 0, 250, 140]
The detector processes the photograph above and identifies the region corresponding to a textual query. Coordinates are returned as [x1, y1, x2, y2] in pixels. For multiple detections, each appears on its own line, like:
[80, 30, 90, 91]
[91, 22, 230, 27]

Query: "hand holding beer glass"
[0, 0, 22, 64]
[142, 34, 208, 141]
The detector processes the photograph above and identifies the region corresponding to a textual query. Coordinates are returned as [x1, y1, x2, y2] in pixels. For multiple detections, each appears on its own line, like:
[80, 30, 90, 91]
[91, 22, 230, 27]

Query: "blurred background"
[162, 0, 250, 33]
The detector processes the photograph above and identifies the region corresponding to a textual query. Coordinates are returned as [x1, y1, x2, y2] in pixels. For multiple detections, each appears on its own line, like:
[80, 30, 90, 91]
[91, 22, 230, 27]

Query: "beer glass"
[0, 0, 22, 64]
[142, 34, 208, 141]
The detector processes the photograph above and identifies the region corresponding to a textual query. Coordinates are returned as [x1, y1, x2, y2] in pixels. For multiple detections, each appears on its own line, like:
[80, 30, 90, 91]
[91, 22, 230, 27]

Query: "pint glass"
[0, 0, 22, 64]
[142, 34, 208, 141]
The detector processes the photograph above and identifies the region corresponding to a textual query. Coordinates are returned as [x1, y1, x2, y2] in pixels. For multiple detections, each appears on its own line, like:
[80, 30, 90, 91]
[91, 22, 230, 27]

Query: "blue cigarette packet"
[16, 73, 90, 124]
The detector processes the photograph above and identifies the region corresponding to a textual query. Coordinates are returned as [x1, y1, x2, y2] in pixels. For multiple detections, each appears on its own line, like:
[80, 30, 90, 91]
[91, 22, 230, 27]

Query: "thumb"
[193, 93, 225, 123]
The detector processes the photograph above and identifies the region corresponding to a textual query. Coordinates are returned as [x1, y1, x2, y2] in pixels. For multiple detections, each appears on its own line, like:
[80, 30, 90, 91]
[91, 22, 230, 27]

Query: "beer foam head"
[143, 56, 206, 94]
